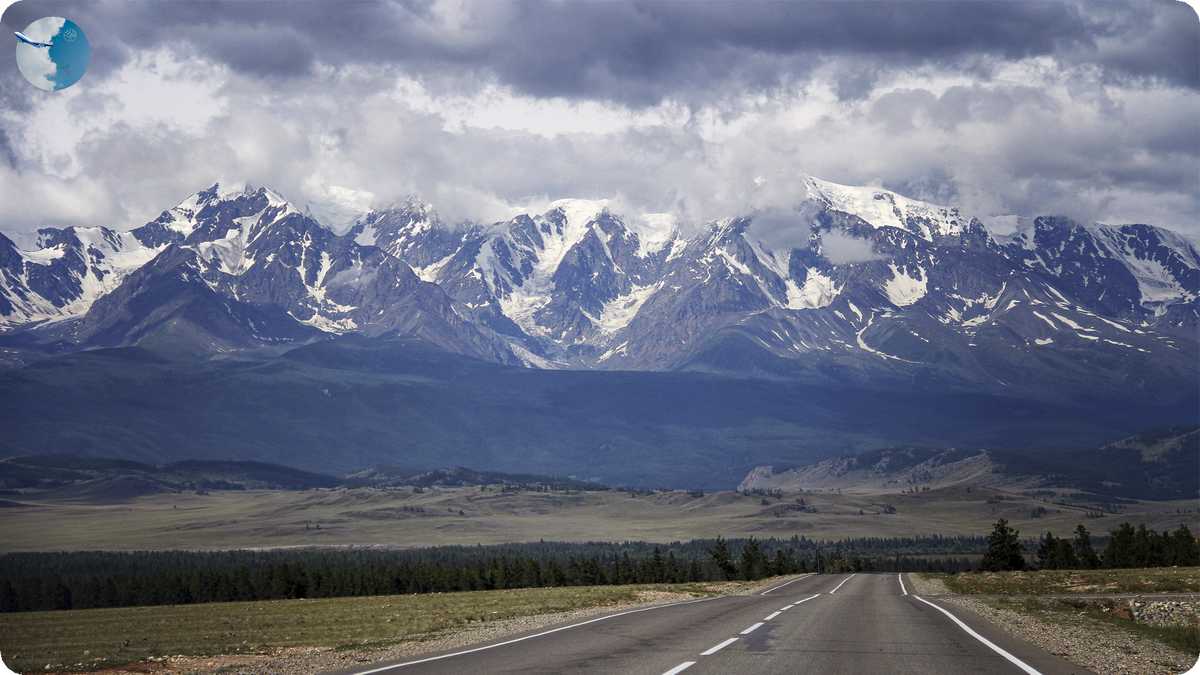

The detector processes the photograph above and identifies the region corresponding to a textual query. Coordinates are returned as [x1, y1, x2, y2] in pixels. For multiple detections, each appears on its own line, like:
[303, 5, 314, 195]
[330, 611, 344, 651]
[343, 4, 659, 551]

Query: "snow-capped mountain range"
[1, 176, 1196, 407]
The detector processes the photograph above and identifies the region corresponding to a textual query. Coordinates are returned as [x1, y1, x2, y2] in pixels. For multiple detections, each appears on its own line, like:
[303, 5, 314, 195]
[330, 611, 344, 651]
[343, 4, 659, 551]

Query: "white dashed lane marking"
[700, 638, 739, 656]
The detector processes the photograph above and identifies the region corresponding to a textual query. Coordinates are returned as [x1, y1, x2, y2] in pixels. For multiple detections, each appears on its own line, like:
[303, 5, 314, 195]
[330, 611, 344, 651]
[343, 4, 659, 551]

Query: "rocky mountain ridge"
[1, 176, 1196, 408]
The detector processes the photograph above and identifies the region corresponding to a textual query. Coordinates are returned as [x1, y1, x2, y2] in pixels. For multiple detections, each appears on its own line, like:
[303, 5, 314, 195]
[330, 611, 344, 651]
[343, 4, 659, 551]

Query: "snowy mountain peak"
[802, 174, 967, 240]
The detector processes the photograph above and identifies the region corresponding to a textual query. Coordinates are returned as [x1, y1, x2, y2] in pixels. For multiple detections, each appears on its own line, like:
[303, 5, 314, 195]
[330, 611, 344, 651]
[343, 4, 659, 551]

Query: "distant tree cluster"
[1034, 525, 1101, 570]
[1095, 523, 1199, 569]
[707, 536, 805, 580]
[0, 529, 1045, 614]
[979, 519, 1199, 572]
[706, 536, 975, 578]
[0, 549, 708, 614]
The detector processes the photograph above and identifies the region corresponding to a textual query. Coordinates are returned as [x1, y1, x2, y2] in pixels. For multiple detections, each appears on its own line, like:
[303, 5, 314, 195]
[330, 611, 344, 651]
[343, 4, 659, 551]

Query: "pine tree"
[772, 549, 790, 576]
[1055, 538, 1078, 570]
[708, 536, 738, 581]
[1171, 524, 1200, 566]
[740, 537, 764, 581]
[1102, 523, 1136, 568]
[1036, 532, 1059, 569]
[1074, 525, 1100, 570]
[978, 519, 1027, 571]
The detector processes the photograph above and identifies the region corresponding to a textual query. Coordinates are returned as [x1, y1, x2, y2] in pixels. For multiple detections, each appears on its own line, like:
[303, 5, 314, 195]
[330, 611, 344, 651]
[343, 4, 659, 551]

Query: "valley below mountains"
[0, 176, 1196, 487]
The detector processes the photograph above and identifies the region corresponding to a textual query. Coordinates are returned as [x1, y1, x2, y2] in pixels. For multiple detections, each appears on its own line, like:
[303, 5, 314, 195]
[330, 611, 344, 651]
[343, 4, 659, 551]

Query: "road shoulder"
[908, 573, 1198, 675]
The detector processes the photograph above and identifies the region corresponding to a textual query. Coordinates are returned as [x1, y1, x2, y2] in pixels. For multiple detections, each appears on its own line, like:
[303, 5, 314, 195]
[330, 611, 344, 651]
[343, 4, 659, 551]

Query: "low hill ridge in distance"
[0, 456, 342, 492]
[0, 455, 611, 495]
[346, 466, 610, 491]
[738, 425, 1199, 502]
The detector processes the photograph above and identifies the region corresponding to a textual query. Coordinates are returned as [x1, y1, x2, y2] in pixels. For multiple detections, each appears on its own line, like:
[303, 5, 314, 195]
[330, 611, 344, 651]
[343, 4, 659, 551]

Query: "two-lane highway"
[327, 574, 1096, 675]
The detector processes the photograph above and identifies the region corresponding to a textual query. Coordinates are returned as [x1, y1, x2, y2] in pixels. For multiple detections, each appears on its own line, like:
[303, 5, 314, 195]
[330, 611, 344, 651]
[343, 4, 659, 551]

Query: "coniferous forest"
[0, 524, 1190, 613]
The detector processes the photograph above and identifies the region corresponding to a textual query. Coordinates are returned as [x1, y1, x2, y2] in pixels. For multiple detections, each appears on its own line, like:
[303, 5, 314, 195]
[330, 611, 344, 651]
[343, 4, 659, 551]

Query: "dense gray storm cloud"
[0, 0, 1196, 237]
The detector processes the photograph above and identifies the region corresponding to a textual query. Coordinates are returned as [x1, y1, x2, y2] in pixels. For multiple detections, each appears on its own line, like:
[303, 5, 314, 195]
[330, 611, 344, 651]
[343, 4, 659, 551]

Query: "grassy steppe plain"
[1, 482, 1193, 552]
[0, 582, 726, 672]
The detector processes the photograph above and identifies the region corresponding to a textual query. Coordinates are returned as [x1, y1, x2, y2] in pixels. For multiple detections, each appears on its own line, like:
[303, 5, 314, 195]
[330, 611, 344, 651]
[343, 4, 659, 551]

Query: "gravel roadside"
[905, 574, 1199, 675]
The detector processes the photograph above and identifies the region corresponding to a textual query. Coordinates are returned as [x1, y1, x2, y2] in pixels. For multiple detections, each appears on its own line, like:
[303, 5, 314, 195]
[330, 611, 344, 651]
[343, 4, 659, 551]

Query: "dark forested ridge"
[990, 425, 1199, 501]
[0, 454, 612, 493]
[2, 338, 1191, 490]
[0, 455, 341, 491]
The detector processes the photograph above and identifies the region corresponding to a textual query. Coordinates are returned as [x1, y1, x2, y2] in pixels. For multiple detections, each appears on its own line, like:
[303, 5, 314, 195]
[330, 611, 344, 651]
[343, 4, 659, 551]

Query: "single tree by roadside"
[978, 518, 1027, 571]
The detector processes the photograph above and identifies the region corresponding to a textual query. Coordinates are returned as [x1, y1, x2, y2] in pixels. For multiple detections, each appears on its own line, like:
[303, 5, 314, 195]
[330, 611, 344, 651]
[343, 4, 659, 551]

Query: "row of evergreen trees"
[0, 549, 706, 613]
[981, 520, 1198, 571]
[704, 537, 974, 578]
[5, 522, 1187, 613]
[0, 534, 992, 580]
[1041, 521, 1200, 566]
[0, 538, 973, 614]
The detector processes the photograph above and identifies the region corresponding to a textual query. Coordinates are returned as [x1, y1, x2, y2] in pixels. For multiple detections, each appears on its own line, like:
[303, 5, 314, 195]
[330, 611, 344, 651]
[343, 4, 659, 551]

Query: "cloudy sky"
[0, 0, 1196, 239]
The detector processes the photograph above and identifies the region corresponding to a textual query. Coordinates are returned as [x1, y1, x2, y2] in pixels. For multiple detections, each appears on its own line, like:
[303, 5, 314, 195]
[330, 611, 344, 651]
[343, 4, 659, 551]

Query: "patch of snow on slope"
[296, 312, 356, 333]
[785, 269, 838, 309]
[19, 245, 65, 264]
[747, 238, 790, 280]
[884, 264, 927, 307]
[803, 174, 966, 240]
[490, 199, 609, 337]
[1089, 224, 1199, 307]
[1051, 312, 1085, 331]
[354, 224, 378, 247]
[1031, 311, 1058, 329]
[18, 228, 164, 320]
[598, 282, 661, 333]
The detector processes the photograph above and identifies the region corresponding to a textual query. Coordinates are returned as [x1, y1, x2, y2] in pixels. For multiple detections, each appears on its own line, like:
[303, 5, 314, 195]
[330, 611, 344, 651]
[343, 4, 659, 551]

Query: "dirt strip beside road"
[907, 574, 1199, 675]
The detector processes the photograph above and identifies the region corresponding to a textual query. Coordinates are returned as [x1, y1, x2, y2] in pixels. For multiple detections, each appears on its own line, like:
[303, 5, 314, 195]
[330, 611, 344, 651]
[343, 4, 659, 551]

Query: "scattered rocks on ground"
[938, 596, 1198, 675]
[1128, 599, 1200, 628]
[904, 573, 950, 596]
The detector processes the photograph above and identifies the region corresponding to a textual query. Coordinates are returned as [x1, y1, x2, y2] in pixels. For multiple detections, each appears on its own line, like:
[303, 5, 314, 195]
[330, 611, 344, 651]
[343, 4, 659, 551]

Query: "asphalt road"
[327, 573, 1097, 675]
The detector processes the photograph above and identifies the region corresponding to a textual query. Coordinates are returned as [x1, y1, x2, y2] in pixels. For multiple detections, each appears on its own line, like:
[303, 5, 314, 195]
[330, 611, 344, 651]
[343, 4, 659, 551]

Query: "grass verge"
[987, 596, 1199, 657]
[0, 582, 725, 673]
[931, 567, 1200, 595]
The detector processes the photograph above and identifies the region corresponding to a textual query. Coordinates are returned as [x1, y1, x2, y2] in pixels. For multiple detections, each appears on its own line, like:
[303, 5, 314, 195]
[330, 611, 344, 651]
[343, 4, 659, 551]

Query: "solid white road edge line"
[351, 595, 726, 674]
[740, 622, 764, 635]
[661, 662, 696, 675]
[764, 611, 781, 620]
[700, 638, 740, 656]
[829, 573, 856, 593]
[912, 595, 1044, 675]
[899, 573, 908, 596]
[760, 573, 813, 595]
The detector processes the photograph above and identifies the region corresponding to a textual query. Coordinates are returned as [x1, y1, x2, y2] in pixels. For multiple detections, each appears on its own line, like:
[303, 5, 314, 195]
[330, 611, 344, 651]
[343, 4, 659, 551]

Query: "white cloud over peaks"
[0, 1, 1194, 241]
[820, 230, 883, 264]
